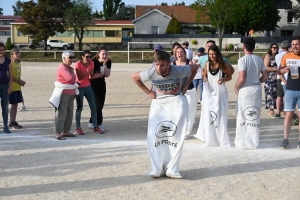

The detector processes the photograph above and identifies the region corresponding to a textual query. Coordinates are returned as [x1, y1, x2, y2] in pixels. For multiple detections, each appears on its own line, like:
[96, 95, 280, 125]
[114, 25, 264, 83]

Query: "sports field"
[0, 62, 299, 199]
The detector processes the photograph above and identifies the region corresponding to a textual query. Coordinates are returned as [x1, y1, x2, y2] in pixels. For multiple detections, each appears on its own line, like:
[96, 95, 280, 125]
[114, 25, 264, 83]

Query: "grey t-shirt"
[238, 54, 266, 87]
[140, 65, 191, 98]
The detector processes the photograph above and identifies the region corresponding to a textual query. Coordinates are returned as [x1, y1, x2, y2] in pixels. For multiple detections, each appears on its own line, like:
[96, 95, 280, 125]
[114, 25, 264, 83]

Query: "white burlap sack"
[185, 88, 198, 136]
[147, 94, 188, 178]
[194, 82, 231, 147]
[235, 85, 262, 149]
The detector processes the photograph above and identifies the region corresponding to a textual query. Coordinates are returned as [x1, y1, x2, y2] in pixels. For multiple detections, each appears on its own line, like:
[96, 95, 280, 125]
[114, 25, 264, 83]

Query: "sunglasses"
[68, 56, 75, 59]
[272, 47, 278, 49]
[84, 56, 92, 59]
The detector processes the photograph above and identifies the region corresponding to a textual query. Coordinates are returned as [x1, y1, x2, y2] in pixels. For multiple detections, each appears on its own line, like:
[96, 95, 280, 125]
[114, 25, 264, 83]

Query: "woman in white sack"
[173, 46, 198, 139]
[194, 45, 232, 147]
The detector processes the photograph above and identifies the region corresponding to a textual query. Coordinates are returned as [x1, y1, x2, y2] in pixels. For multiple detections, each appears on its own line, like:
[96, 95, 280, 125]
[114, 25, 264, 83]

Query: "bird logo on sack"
[210, 111, 217, 126]
[243, 106, 260, 121]
[155, 121, 177, 138]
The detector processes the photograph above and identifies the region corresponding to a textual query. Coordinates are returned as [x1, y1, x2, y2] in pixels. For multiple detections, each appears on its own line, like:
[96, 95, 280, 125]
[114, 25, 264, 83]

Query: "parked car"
[47, 40, 73, 50]
[29, 39, 44, 49]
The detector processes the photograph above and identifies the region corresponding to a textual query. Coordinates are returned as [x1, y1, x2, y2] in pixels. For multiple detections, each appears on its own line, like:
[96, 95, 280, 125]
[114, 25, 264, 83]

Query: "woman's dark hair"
[175, 46, 187, 60]
[80, 50, 91, 61]
[208, 45, 226, 71]
[171, 42, 181, 56]
[267, 43, 278, 55]
[93, 46, 108, 59]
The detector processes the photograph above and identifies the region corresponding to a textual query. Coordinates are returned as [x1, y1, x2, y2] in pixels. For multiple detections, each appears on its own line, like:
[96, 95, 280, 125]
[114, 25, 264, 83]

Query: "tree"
[191, 0, 280, 48]
[166, 17, 182, 34]
[12, 0, 22, 16]
[289, 0, 300, 20]
[64, 0, 93, 50]
[0, 8, 3, 15]
[191, 0, 240, 48]
[111, 4, 135, 20]
[226, 0, 280, 36]
[92, 10, 104, 18]
[103, 0, 124, 20]
[19, 0, 72, 56]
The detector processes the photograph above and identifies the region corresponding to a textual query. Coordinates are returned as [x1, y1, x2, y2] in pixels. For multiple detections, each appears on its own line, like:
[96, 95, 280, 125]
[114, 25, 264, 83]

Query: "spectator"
[264, 43, 279, 116]
[9, 48, 25, 129]
[192, 47, 205, 104]
[0, 42, 13, 133]
[181, 41, 193, 60]
[278, 36, 300, 149]
[49, 50, 77, 140]
[87, 47, 112, 133]
[74, 50, 103, 135]
[274, 40, 290, 118]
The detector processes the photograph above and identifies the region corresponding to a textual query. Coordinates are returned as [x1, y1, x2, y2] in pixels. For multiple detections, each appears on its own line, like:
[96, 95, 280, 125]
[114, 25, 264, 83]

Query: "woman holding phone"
[87, 46, 111, 132]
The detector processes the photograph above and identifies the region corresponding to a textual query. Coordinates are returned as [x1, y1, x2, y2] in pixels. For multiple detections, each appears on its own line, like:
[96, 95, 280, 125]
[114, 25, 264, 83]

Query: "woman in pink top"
[75, 50, 103, 134]
[54, 50, 76, 140]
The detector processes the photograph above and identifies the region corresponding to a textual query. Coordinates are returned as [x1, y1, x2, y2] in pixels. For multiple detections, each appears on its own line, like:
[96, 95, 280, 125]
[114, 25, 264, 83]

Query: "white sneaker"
[87, 123, 93, 129]
[98, 124, 105, 132]
[19, 105, 26, 111]
[166, 172, 182, 179]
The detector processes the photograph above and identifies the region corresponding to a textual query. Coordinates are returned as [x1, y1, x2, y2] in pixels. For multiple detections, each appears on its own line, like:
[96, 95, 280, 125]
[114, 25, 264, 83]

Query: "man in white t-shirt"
[192, 47, 205, 104]
[234, 37, 268, 149]
[182, 41, 193, 61]
[274, 40, 290, 118]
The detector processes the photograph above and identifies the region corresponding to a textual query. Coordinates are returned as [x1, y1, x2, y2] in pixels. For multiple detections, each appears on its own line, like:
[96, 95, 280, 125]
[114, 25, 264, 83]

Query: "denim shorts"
[284, 89, 300, 111]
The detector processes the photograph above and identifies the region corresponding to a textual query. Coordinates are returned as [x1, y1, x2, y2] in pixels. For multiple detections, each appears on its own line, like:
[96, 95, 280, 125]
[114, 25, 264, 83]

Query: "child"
[9, 48, 25, 129]
[19, 97, 26, 111]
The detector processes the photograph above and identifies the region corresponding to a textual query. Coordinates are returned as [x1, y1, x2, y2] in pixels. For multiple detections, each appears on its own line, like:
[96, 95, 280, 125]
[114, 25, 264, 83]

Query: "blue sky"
[2, 0, 196, 15]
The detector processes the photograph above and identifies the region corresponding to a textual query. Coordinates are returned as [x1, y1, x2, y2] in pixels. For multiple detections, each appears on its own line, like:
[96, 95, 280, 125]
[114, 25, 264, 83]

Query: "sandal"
[62, 133, 76, 137]
[269, 110, 275, 116]
[55, 135, 66, 140]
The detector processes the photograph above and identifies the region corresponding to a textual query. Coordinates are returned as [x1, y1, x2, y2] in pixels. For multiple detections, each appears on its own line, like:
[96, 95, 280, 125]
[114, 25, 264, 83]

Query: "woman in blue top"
[0, 42, 13, 133]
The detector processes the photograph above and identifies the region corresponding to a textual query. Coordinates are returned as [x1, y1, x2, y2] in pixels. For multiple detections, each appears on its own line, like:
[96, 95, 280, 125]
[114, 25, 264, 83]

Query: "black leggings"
[89, 83, 106, 126]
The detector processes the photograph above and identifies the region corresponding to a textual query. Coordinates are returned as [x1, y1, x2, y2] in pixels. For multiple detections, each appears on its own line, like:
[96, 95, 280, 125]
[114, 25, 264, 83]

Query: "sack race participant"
[132, 51, 198, 179]
[234, 38, 268, 149]
[172, 46, 197, 139]
[194, 45, 232, 147]
[184, 88, 197, 138]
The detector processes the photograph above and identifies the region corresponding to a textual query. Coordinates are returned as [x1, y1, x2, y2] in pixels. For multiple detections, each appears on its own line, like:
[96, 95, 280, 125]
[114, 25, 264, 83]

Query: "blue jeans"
[284, 89, 300, 111]
[75, 86, 97, 128]
[0, 84, 9, 128]
[193, 78, 203, 101]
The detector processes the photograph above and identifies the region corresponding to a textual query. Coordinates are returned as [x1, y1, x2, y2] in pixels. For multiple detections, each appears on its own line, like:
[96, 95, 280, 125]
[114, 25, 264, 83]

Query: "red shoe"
[94, 127, 104, 134]
[75, 127, 84, 135]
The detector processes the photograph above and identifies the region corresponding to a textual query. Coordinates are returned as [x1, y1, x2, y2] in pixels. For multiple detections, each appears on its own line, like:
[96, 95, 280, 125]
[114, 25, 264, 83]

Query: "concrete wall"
[134, 12, 171, 34]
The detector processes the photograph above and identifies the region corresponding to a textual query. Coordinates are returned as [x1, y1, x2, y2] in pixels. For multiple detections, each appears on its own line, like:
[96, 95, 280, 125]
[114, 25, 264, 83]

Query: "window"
[288, 11, 294, 23]
[3, 20, 12, 25]
[17, 30, 24, 36]
[151, 26, 159, 34]
[281, 30, 293, 37]
[56, 31, 74, 37]
[0, 31, 11, 36]
[105, 30, 121, 37]
[93, 30, 104, 37]
[83, 30, 93, 37]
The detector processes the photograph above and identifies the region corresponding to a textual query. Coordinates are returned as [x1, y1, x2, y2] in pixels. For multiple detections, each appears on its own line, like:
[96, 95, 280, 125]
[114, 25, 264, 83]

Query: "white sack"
[147, 94, 188, 178]
[235, 85, 262, 149]
[185, 88, 198, 136]
[194, 82, 231, 147]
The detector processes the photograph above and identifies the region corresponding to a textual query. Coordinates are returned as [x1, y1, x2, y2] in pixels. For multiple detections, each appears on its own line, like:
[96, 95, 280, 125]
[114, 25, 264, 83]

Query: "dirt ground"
[0, 62, 300, 200]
